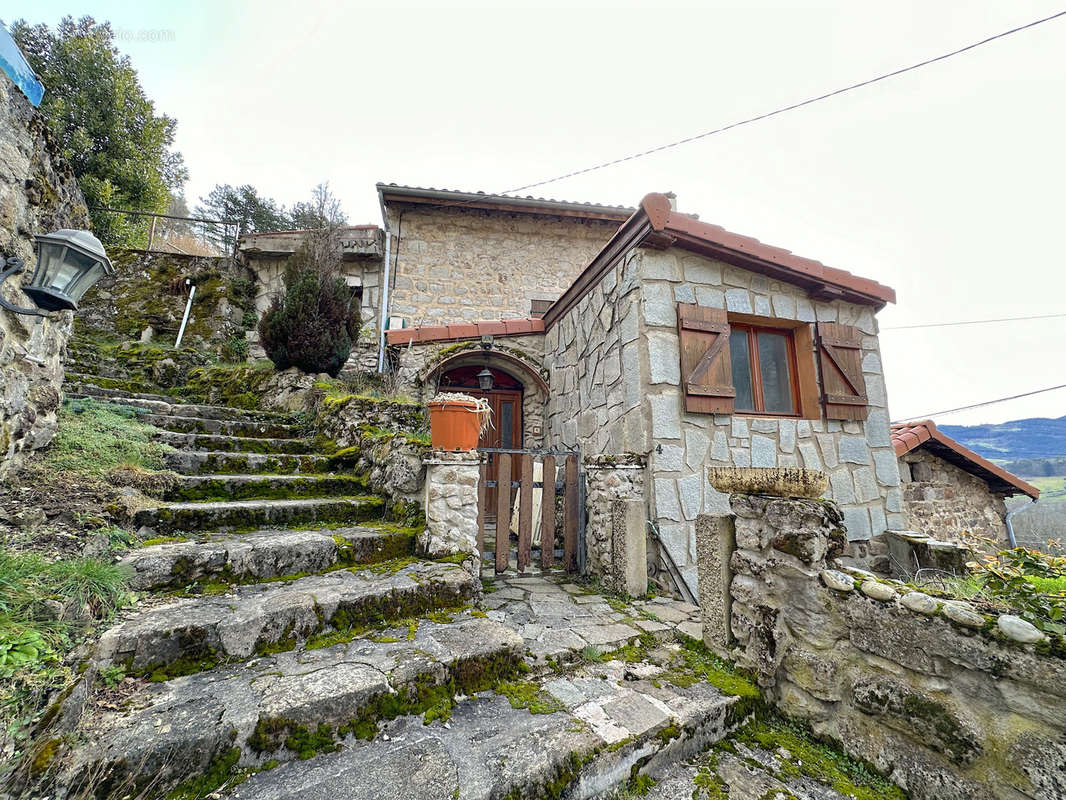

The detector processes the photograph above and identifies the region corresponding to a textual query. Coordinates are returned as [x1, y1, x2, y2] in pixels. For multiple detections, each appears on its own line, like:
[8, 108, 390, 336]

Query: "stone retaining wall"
[697, 495, 1066, 800]
[0, 72, 89, 477]
[315, 394, 429, 507]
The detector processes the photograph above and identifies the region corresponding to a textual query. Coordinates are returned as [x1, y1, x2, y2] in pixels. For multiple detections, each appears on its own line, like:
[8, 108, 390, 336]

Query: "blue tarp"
[0, 24, 44, 107]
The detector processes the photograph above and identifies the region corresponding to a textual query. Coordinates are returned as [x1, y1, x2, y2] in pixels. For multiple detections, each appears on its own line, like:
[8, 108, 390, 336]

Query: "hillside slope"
[939, 415, 1066, 461]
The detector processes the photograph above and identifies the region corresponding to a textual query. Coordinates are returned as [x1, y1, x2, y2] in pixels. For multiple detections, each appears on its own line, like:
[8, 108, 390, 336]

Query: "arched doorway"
[439, 365, 522, 520]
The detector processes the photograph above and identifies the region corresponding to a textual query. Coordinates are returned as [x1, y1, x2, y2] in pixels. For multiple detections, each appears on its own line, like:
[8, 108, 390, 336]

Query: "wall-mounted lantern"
[0, 229, 114, 316]
[479, 334, 493, 351]
[477, 368, 494, 391]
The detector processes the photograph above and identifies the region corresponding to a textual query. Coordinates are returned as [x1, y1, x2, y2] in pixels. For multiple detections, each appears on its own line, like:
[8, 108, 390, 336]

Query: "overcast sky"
[9, 0, 1066, 429]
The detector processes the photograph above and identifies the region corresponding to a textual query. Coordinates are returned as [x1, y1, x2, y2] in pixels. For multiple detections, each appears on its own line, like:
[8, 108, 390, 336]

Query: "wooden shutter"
[677, 303, 735, 414]
[816, 322, 868, 420]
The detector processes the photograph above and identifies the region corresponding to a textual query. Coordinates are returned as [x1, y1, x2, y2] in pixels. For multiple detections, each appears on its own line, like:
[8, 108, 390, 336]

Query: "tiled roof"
[891, 420, 1039, 499]
[386, 318, 545, 346]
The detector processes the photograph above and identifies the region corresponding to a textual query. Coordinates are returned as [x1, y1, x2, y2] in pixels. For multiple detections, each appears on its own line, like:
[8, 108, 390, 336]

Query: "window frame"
[729, 322, 803, 417]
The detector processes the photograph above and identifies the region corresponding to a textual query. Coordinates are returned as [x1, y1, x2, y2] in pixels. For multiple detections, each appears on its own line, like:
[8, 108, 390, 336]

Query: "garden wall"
[0, 71, 90, 478]
[698, 495, 1066, 800]
[314, 393, 429, 510]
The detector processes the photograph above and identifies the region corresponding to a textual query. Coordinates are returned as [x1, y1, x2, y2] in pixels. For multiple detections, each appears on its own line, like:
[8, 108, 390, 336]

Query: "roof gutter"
[376, 183, 634, 220]
[376, 186, 391, 373]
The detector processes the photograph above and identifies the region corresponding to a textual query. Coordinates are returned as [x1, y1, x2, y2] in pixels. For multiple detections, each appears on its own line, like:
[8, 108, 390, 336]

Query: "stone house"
[239, 185, 631, 370]
[388, 193, 903, 596]
[891, 419, 1039, 546]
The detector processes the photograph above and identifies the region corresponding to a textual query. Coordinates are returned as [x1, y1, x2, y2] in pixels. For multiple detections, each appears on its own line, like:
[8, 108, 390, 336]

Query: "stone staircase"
[43, 373, 749, 800]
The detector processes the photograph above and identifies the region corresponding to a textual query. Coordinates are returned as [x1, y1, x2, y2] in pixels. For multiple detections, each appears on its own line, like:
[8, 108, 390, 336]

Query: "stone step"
[64, 371, 159, 393]
[165, 403, 294, 423]
[224, 648, 740, 800]
[59, 616, 523, 800]
[164, 450, 331, 476]
[134, 495, 383, 534]
[153, 430, 315, 454]
[167, 474, 369, 502]
[65, 381, 173, 404]
[121, 526, 415, 590]
[94, 560, 475, 673]
[143, 413, 300, 439]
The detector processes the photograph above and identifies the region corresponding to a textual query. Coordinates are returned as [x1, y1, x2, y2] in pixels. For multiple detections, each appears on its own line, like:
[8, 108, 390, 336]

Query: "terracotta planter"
[428, 399, 482, 451]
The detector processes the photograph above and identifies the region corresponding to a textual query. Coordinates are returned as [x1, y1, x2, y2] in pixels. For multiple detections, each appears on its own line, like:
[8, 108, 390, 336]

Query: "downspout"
[377, 228, 391, 373]
[1005, 497, 1035, 548]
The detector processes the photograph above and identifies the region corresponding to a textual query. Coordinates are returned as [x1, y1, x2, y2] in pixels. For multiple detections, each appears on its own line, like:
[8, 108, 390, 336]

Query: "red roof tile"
[891, 420, 1039, 499]
[385, 318, 544, 346]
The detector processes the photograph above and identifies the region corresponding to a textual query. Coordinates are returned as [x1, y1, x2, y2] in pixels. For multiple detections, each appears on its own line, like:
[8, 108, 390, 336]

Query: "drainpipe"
[376, 228, 391, 373]
[1005, 497, 1035, 548]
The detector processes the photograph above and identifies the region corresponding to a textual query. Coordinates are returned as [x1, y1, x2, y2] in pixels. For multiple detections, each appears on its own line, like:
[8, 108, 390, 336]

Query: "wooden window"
[816, 322, 869, 420]
[728, 323, 801, 415]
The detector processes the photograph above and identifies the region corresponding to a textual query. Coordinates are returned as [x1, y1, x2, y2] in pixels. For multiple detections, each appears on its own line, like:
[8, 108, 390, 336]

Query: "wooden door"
[475, 390, 522, 520]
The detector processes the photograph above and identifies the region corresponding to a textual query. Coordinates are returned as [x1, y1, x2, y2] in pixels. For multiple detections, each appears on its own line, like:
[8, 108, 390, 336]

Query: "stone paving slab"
[227, 657, 737, 800]
[95, 561, 475, 671]
[64, 616, 521, 797]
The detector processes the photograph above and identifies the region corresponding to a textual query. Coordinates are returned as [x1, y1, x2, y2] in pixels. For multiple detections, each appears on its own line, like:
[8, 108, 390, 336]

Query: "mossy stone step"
[122, 526, 417, 590]
[59, 616, 523, 800]
[164, 450, 331, 476]
[154, 430, 315, 455]
[143, 413, 300, 439]
[168, 474, 370, 502]
[224, 648, 740, 800]
[166, 403, 295, 424]
[93, 560, 475, 673]
[65, 372, 160, 393]
[134, 495, 384, 534]
[65, 381, 173, 404]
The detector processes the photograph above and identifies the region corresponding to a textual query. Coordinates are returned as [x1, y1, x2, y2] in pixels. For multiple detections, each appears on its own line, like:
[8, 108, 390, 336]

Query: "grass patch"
[41, 398, 173, 476]
[0, 549, 132, 739]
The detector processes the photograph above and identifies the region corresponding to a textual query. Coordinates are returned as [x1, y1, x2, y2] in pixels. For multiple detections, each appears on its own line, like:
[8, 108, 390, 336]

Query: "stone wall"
[314, 394, 429, 507]
[703, 495, 1066, 800]
[75, 250, 255, 350]
[633, 247, 901, 594]
[387, 205, 620, 325]
[584, 454, 647, 595]
[899, 447, 1009, 546]
[421, 450, 481, 579]
[0, 71, 90, 477]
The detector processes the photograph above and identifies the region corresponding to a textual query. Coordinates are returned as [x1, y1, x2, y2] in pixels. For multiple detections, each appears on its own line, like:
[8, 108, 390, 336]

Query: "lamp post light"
[477, 368, 494, 392]
[0, 229, 114, 317]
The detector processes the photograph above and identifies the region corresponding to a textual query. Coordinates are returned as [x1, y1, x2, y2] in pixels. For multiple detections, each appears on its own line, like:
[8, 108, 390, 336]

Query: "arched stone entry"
[438, 364, 523, 520]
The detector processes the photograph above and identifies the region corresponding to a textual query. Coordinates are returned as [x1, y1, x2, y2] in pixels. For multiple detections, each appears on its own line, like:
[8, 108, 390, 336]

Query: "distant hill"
[938, 415, 1066, 462]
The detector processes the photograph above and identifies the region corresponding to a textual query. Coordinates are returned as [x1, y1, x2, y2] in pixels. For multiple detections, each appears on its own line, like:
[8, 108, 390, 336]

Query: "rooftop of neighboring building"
[376, 183, 635, 222]
[892, 419, 1040, 499]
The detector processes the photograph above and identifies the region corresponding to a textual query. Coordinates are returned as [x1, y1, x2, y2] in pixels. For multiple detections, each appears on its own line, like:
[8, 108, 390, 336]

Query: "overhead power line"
[895, 383, 1066, 422]
[497, 10, 1066, 197]
[882, 311, 1066, 331]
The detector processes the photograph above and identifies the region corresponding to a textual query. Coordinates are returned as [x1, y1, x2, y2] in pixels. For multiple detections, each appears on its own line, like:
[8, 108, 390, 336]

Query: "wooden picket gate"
[477, 448, 584, 574]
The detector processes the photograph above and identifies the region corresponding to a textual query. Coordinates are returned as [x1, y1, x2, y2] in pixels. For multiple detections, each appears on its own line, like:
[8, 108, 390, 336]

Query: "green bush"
[257, 251, 360, 377]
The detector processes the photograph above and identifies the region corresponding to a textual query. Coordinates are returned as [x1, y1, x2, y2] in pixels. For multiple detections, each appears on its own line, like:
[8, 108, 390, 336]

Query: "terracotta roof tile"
[891, 420, 1039, 499]
[385, 318, 544, 346]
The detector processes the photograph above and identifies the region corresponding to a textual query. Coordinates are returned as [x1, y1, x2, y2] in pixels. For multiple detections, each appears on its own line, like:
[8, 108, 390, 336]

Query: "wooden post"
[495, 453, 511, 573]
[517, 454, 533, 572]
[540, 455, 556, 569]
[564, 455, 578, 572]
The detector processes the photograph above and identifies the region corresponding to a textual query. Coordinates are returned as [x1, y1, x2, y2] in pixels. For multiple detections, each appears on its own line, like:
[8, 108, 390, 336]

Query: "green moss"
[165, 746, 241, 800]
[142, 650, 220, 682]
[29, 738, 62, 777]
[662, 637, 762, 722]
[494, 679, 565, 715]
[140, 535, 190, 547]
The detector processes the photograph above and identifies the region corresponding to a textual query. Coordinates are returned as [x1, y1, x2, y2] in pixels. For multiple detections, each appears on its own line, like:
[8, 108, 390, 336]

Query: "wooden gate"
[477, 448, 583, 574]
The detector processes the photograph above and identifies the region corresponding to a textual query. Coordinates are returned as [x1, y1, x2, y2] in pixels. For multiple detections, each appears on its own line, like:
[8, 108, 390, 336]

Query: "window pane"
[757, 332, 795, 414]
[729, 330, 755, 411]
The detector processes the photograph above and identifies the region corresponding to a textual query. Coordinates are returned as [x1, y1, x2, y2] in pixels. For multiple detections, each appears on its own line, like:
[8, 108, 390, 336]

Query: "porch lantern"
[477, 368, 494, 391]
[0, 229, 114, 316]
